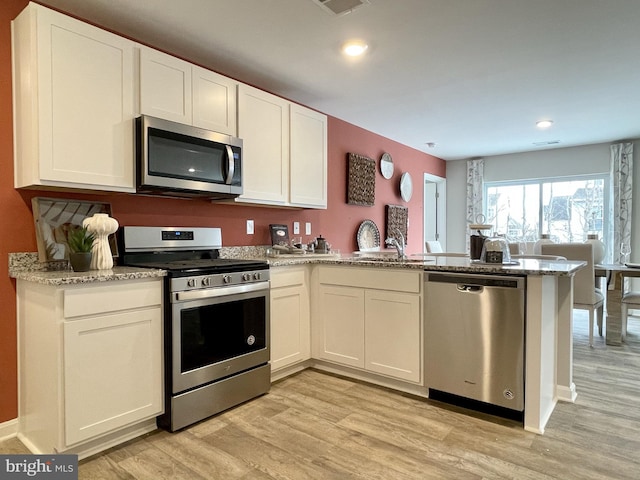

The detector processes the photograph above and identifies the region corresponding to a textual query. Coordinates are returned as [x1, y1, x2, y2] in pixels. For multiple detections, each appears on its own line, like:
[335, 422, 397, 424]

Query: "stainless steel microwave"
[136, 115, 243, 199]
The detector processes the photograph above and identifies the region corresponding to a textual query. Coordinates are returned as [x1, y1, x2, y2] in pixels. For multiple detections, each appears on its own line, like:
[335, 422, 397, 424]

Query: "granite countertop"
[9, 249, 585, 287]
[266, 253, 586, 276]
[9, 253, 166, 286]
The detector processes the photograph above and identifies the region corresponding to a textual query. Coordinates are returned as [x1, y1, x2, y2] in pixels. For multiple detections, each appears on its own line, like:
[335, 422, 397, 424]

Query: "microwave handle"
[224, 145, 235, 184]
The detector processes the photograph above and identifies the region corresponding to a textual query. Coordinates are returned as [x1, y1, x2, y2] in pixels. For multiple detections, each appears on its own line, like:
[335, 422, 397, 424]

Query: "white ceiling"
[40, 0, 640, 161]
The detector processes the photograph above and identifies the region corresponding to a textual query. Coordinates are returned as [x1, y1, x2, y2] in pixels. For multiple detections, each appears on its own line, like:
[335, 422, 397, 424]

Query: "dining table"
[595, 263, 640, 345]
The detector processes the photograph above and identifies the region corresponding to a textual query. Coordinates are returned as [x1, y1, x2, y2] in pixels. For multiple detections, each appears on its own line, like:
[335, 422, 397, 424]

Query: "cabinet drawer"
[271, 268, 306, 289]
[318, 266, 421, 294]
[64, 280, 162, 319]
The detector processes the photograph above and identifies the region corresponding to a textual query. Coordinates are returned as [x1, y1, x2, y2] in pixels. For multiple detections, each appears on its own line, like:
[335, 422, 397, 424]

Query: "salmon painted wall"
[0, 0, 445, 423]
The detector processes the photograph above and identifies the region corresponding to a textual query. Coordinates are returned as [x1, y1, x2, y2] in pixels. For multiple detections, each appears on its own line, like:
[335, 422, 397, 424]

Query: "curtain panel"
[610, 142, 633, 264]
[466, 158, 484, 251]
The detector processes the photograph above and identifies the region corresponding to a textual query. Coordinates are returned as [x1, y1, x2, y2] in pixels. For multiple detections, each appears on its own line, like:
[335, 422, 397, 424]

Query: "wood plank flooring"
[2, 311, 640, 479]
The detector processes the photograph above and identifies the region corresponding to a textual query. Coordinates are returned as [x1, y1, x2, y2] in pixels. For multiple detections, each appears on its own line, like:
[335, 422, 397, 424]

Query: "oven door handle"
[172, 281, 269, 302]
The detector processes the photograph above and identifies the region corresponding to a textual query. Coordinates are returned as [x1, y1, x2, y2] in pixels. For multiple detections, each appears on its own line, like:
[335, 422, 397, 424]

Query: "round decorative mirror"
[400, 172, 413, 201]
[380, 152, 394, 179]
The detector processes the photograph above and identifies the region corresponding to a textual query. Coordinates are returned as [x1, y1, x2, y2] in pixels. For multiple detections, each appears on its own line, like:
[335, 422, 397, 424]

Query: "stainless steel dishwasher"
[424, 272, 525, 412]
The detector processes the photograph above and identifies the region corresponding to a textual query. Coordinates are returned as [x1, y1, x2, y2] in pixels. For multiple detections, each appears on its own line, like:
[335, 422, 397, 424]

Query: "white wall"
[446, 141, 640, 258]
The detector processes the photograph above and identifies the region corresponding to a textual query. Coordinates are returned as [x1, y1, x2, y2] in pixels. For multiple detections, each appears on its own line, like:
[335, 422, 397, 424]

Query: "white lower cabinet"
[17, 278, 163, 458]
[316, 285, 365, 368]
[313, 267, 422, 384]
[270, 267, 310, 372]
[364, 289, 421, 382]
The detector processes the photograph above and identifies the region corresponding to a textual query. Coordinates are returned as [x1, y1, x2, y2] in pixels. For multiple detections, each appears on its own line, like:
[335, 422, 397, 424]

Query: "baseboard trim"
[556, 383, 578, 403]
[0, 418, 18, 442]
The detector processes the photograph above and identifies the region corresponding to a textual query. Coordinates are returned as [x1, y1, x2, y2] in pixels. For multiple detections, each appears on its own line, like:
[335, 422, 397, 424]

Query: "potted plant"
[67, 226, 96, 272]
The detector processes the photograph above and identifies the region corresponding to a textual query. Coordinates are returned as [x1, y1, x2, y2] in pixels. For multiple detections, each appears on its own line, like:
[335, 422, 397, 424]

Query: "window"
[485, 175, 608, 245]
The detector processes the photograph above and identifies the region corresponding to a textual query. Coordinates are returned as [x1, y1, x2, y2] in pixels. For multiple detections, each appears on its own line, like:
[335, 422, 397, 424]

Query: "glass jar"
[480, 236, 511, 264]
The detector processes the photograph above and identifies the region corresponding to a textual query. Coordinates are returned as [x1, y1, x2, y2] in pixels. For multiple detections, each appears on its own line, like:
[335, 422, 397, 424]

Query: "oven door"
[170, 282, 269, 394]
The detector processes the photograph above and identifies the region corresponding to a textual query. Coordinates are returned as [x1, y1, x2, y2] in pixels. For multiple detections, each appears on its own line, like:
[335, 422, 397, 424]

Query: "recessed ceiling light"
[425, 142, 436, 148]
[536, 120, 554, 129]
[342, 40, 368, 57]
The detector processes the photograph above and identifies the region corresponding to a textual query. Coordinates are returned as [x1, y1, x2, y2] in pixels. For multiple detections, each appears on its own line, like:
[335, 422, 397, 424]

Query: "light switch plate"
[305, 222, 312, 235]
[293, 222, 300, 234]
[246, 220, 254, 235]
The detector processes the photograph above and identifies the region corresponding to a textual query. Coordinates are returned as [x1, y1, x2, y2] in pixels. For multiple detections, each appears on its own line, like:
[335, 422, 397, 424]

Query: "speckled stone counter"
[260, 253, 586, 276]
[9, 252, 166, 286]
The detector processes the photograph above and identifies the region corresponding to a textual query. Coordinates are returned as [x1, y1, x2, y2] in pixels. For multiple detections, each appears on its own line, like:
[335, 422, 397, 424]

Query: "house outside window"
[485, 175, 608, 254]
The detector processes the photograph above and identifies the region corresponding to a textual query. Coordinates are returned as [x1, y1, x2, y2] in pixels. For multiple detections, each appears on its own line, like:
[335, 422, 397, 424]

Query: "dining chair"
[621, 289, 640, 340]
[425, 240, 443, 253]
[541, 243, 604, 347]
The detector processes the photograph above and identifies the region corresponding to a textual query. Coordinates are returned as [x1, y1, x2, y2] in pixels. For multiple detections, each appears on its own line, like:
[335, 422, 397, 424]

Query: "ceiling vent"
[312, 0, 370, 16]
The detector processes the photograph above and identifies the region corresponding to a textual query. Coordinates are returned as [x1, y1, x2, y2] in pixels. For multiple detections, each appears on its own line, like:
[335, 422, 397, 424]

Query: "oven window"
[180, 297, 266, 373]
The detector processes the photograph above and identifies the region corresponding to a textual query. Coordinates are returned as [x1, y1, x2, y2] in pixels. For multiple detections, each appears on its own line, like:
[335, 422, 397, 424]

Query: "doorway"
[423, 173, 446, 252]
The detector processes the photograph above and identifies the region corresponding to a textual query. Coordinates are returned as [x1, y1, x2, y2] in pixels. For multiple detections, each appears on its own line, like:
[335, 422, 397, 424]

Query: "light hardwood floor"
[3, 311, 640, 479]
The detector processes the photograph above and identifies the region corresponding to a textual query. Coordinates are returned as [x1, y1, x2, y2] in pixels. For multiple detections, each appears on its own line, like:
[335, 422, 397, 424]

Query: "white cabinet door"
[192, 66, 237, 135]
[237, 83, 289, 205]
[270, 286, 310, 371]
[270, 267, 310, 372]
[139, 46, 192, 124]
[316, 285, 365, 368]
[63, 307, 163, 446]
[290, 104, 327, 208]
[12, 3, 135, 191]
[365, 290, 422, 383]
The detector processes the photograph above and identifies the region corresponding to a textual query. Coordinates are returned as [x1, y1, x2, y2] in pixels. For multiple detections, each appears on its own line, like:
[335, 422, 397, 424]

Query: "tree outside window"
[486, 175, 607, 251]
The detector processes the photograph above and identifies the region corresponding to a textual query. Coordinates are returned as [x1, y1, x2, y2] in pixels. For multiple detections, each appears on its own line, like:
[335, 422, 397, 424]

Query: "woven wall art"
[347, 153, 375, 206]
[386, 204, 408, 245]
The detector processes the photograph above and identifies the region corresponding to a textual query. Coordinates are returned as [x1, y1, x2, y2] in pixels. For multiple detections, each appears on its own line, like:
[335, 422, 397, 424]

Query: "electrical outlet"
[293, 222, 300, 235]
[246, 220, 254, 235]
[305, 222, 312, 235]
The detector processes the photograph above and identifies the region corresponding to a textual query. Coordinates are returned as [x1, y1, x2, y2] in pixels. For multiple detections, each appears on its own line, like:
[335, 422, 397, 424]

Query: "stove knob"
[242, 273, 251, 281]
[187, 278, 196, 288]
[223, 275, 232, 284]
[253, 272, 261, 280]
[202, 277, 212, 287]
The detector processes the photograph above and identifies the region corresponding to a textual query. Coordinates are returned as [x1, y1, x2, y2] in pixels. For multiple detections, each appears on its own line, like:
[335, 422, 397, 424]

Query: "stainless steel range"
[120, 226, 270, 431]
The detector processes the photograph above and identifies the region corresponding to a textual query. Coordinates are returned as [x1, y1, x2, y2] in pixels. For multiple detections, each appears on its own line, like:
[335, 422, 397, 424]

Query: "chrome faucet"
[385, 228, 406, 259]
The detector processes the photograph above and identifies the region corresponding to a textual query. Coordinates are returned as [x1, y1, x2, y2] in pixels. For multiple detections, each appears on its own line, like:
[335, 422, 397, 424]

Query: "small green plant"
[67, 226, 96, 253]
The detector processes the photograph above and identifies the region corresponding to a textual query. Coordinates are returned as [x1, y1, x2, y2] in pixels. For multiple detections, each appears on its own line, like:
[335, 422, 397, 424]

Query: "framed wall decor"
[386, 204, 408, 245]
[32, 197, 118, 262]
[347, 152, 375, 206]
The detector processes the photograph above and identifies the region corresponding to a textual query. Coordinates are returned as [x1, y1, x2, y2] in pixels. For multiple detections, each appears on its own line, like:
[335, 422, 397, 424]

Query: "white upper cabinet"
[237, 84, 328, 209]
[237, 83, 290, 205]
[139, 47, 193, 124]
[290, 104, 328, 208]
[139, 46, 237, 136]
[192, 66, 237, 135]
[12, 3, 136, 192]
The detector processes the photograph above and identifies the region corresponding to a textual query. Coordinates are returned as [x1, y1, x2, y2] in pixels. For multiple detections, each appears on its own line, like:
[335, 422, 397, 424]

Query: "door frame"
[423, 173, 446, 252]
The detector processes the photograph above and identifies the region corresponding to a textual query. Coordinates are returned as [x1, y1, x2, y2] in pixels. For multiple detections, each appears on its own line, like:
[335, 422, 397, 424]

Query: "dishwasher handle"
[457, 284, 484, 293]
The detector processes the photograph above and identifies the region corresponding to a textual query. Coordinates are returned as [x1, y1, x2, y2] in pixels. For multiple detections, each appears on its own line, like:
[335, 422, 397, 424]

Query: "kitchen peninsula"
[267, 254, 585, 435]
[11, 252, 584, 458]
